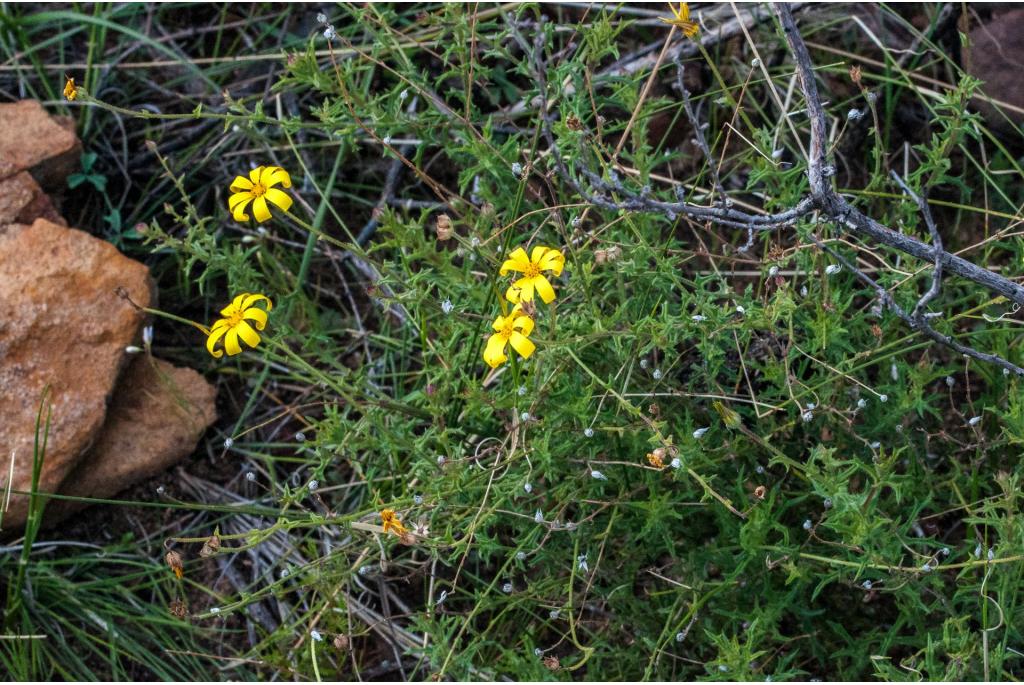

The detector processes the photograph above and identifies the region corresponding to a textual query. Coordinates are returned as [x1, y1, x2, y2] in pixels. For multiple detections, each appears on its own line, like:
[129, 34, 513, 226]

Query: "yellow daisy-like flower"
[659, 2, 699, 38]
[63, 76, 78, 101]
[483, 304, 536, 368]
[206, 293, 273, 358]
[228, 166, 293, 223]
[500, 245, 565, 304]
[380, 509, 408, 536]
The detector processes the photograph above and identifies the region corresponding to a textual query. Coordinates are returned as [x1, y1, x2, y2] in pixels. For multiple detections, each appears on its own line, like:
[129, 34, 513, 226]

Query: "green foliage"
[2, 2, 1024, 681]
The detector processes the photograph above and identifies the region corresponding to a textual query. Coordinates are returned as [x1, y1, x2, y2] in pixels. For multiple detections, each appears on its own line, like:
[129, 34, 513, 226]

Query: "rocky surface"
[0, 171, 66, 226]
[0, 100, 81, 190]
[44, 357, 217, 525]
[966, 8, 1024, 134]
[0, 218, 153, 530]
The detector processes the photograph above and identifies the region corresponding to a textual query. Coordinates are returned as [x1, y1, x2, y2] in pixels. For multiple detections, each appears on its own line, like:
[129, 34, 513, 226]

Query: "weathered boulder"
[966, 8, 1024, 134]
[0, 100, 81, 190]
[44, 356, 217, 525]
[0, 218, 153, 531]
[0, 171, 66, 227]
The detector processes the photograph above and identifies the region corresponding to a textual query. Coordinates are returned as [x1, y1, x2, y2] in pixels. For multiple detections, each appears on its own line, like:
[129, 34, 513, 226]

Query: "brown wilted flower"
[200, 534, 221, 558]
[850, 64, 862, 87]
[754, 485, 766, 500]
[435, 214, 453, 240]
[566, 114, 583, 131]
[333, 634, 351, 651]
[594, 245, 622, 265]
[399, 531, 418, 546]
[543, 655, 561, 671]
[169, 598, 188, 619]
[647, 448, 666, 469]
[380, 508, 408, 536]
[165, 550, 184, 580]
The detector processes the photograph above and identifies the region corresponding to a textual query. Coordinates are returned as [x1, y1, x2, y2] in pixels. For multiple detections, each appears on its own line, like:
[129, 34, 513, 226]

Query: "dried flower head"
[63, 75, 78, 101]
[165, 550, 184, 580]
[435, 214, 453, 240]
[200, 534, 221, 558]
[380, 508, 408, 536]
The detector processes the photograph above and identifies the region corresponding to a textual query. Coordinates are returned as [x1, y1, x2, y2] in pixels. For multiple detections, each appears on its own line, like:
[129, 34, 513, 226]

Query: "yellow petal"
[229, 176, 254, 193]
[229, 191, 253, 209]
[262, 166, 292, 189]
[222, 293, 247, 317]
[508, 332, 535, 359]
[504, 284, 522, 304]
[483, 333, 508, 368]
[206, 324, 229, 358]
[252, 196, 272, 223]
[224, 328, 242, 356]
[534, 274, 556, 304]
[264, 187, 292, 212]
[492, 314, 508, 332]
[512, 276, 536, 302]
[230, 195, 253, 222]
[235, 320, 261, 349]
[513, 314, 534, 337]
[243, 307, 268, 330]
[539, 248, 565, 275]
[248, 166, 264, 184]
[499, 247, 530, 276]
[530, 245, 549, 264]
[241, 293, 272, 312]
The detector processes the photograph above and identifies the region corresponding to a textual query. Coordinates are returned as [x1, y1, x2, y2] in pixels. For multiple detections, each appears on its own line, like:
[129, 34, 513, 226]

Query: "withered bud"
[165, 550, 184, 579]
[200, 534, 221, 558]
[849, 64, 862, 87]
[169, 598, 188, 619]
[519, 299, 537, 320]
[594, 245, 622, 265]
[543, 655, 561, 671]
[333, 634, 351, 651]
[435, 214, 453, 240]
[399, 532, 418, 546]
[754, 485, 766, 500]
[566, 114, 583, 131]
[648, 403, 660, 416]
[145, 139, 158, 153]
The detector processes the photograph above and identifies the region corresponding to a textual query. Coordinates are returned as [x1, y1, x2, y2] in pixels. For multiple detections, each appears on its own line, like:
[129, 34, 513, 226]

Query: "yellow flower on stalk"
[63, 76, 78, 101]
[228, 166, 293, 223]
[660, 2, 699, 38]
[206, 293, 273, 358]
[500, 245, 565, 304]
[380, 509, 408, 536]
[483, 304, 536, 368]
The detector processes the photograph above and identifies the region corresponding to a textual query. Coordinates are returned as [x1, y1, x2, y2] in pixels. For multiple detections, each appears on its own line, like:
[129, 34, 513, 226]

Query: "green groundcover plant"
[1, 2, 1023, 680]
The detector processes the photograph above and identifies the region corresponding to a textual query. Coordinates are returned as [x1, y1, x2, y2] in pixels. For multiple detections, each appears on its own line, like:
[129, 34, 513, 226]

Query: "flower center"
[523, 262, 541, 278]
[500, 320, 515, 339]
[251, 183, 268, 197]
[226, 310, 245, 328]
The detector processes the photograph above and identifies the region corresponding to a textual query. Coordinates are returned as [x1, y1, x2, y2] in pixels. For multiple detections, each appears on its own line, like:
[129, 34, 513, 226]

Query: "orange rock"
[44, 356, 217, 526]
[0, 101, 81, 190]
[0, 218, 152, 531]
[0, 172, 66, 227]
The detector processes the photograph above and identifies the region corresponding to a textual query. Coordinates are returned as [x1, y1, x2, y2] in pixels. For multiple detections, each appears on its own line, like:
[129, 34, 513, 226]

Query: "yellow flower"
[500, 245, 565, 304]
[63, 76, 78, 101]
[380, 509, 408, 536]
[659, 2, 699, 38]
[206, 293, 273, 358]
[483, 304, 536, 368]
[228, 166, 293, 223]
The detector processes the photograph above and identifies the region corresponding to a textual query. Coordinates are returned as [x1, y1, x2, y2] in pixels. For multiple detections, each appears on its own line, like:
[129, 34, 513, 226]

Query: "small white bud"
[846, 108, 862, 121]
[382, 135, 392, 146]
[583, 427, 594, 438]
[755, 465, 765, 474]
[223, 437, 234, 449]
[945, 376, 955, 387]
[517, 385, 527, 396]
[156, 485, 166, 495]
[577, 554, 589, 572]
[308, 479, 318, 491]
[652, 369, 663, 380]
[316, 12, 327, 24]
[691, 314, 706, 322]
[862, 580, 872, 590]
[437, 590, 448, 605]
[524, 482, 533, 493]
[358, 565, 370, 576]
[870, 441, 881, 449]
[800, 285, 808, 297]
[520, 411, 531, 422]
[210, 607, 221, 614]
[693, 427, 709, 439]
[534, 647, 543, 657]
[751, 57, 761, 68]
[502, 582, 513, 593]
[825, 264, 842, 276]
[670, 457, 681, 469]
[878, 394, 888, 403]
[311, 630, 323, 642]
[511, 162, 523, 176]
[640, 359, 649, 369]
[802, 519, 812, 530]
[772, 147, 785, 160]
[399, 89, 408, 100]
[516, 551, 526, 561]
[941, 547, 950, 557]
[534, 509, 544, 523]
[988, 548, 995, 561]
[823, 498, 832, 509]
[736, 305, 746, 314]
[549, 609, 560, 619]
[124, 345, 143, 354]
[246, 472, 256, 482]
[768, 266, 779, 277]
[441, 298, 454, 314]
[921, 563, 931, 573]
[802, 410, 814, 423]
[590, 470, 607, 481]
[323, 25, 336, 40]
[295, 432, 306, 442]
[676, 631, 687, 642]
[142, 325, 153, 346]
[974, 544, 982, 558]
[968, 416, 982, 426]
[857, 398, 867, 409]
[437, 455, 446, 466]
